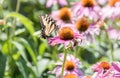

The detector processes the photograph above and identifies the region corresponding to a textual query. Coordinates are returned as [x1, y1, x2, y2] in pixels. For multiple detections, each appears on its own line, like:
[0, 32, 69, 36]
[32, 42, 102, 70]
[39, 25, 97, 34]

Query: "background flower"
[102, 0, 120, 20]
[1, 0, 120, 78]
[50, 7, 72, 25]
[107, 27, 120, 40]
[74, 17, 100, 43]
[46, 0, 67, 8]
[71, 0, 102, 21]
[51, 53, 83, 78]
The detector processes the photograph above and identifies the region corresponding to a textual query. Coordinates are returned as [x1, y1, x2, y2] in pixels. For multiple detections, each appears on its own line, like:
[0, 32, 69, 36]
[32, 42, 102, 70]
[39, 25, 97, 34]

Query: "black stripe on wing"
[40, 15, 47, 39]
[39, 14, 58, 39]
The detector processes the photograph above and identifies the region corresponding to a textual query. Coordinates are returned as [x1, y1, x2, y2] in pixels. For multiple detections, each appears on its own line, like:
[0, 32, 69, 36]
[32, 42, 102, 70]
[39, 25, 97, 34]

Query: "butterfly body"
[40, 15, 58, 39]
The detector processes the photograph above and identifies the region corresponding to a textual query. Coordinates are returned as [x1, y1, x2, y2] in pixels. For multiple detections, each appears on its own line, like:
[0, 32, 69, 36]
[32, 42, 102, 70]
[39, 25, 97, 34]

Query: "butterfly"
[39, 14, 59, 39]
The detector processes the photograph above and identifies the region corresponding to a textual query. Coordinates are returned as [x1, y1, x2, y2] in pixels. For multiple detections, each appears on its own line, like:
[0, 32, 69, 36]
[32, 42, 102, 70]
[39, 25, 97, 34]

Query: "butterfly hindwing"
[40, 14, 58, 39]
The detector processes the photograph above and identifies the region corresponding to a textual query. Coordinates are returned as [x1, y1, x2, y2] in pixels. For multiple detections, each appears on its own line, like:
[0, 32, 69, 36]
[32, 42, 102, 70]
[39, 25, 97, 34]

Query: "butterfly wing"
[40, 15, 58, 39]
[40, 15, 46, 38]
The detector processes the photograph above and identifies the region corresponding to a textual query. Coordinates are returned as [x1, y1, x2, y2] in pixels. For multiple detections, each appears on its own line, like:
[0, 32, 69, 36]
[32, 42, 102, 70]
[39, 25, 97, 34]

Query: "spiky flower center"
[59, 7, 71, 22]
[59, 27, 74, 40]
[99, 62, 110, 70]
[64, 74, 77, 78]
[76, 17, 89, 32]
[81, 0, 96, 7]
[65, 61, 75, 71]
[109, 0, 120, 6]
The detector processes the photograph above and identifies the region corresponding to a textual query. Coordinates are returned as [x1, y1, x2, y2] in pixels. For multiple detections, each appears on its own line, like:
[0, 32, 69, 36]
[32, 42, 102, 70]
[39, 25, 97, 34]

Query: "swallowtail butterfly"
[40, 14, 59, 39]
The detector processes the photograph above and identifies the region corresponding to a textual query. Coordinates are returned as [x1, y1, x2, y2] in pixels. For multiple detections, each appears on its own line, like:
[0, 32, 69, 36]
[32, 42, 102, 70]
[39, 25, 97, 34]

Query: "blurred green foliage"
[0, 0, 120, 78]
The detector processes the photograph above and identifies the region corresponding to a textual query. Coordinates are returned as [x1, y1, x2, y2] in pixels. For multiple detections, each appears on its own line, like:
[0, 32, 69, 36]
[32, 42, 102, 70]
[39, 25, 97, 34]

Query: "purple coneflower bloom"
[75, 17, 100, 43]
[50, 7, 72, 25]
[71, 0, 102, 21]
[46, 0, 67, 8]
[51, 53, 83, 78]
[48, 24, 83, 49]
[102, 0, 120, 20]
[92, 62, 112, 78]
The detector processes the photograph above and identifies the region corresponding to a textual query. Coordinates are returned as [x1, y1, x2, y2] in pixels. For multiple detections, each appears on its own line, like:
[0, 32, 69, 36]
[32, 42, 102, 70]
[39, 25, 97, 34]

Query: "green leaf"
[26, 63, 37, 78]
[113, 49, 120, 61]
[12, 51, 21, 61]
[0, 53, 6, 78]
[12, 41, 28, 62]
[39, 43, 46, 56]
[6, 12, 37, 42]
[16, 58, 29, 78]
[14, 28, 26, 36]
[2, 41, 9, 55]
[37, 59, 50, 75]
[16, 37, 37, 65]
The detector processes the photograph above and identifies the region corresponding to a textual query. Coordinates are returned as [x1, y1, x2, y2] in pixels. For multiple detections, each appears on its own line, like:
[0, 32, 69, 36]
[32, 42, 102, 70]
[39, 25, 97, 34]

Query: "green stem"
[60, 49, 68, 78]
[16, 0, 21, 13]
[6, 0, 21, 77]
[110, 43, 114, 61]
[73, 47, 77, 57]
[12, 0, 21, 36]
[0, 4, 4, 18]
[6, 23, 14, 78]
[105, 30, 114, 62]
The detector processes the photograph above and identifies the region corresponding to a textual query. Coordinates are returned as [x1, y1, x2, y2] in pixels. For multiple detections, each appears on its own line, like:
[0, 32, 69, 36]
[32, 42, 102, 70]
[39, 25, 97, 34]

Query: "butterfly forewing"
[40, 14, 58, 39]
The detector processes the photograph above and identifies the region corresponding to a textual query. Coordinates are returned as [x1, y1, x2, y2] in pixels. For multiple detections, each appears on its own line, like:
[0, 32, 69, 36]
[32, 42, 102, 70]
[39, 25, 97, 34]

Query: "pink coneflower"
[50, 7, 72, 25]
[51, 54, 83, 78]
[92, 62, 112, 78]
[71, 0, 101, 21]
[92, 62, 111, 72]
[102, 0, 120, 20]
[75, 17, 90, 32]
[48, 24, 83, 49]
[75, 17, 100, 42]
[46, 0, 67, 8]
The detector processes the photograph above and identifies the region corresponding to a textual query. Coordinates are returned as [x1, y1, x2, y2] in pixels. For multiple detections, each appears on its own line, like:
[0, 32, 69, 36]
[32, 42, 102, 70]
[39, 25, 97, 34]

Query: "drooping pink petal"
[48, 36, 66, 46]
[112, 62, 120, 72]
